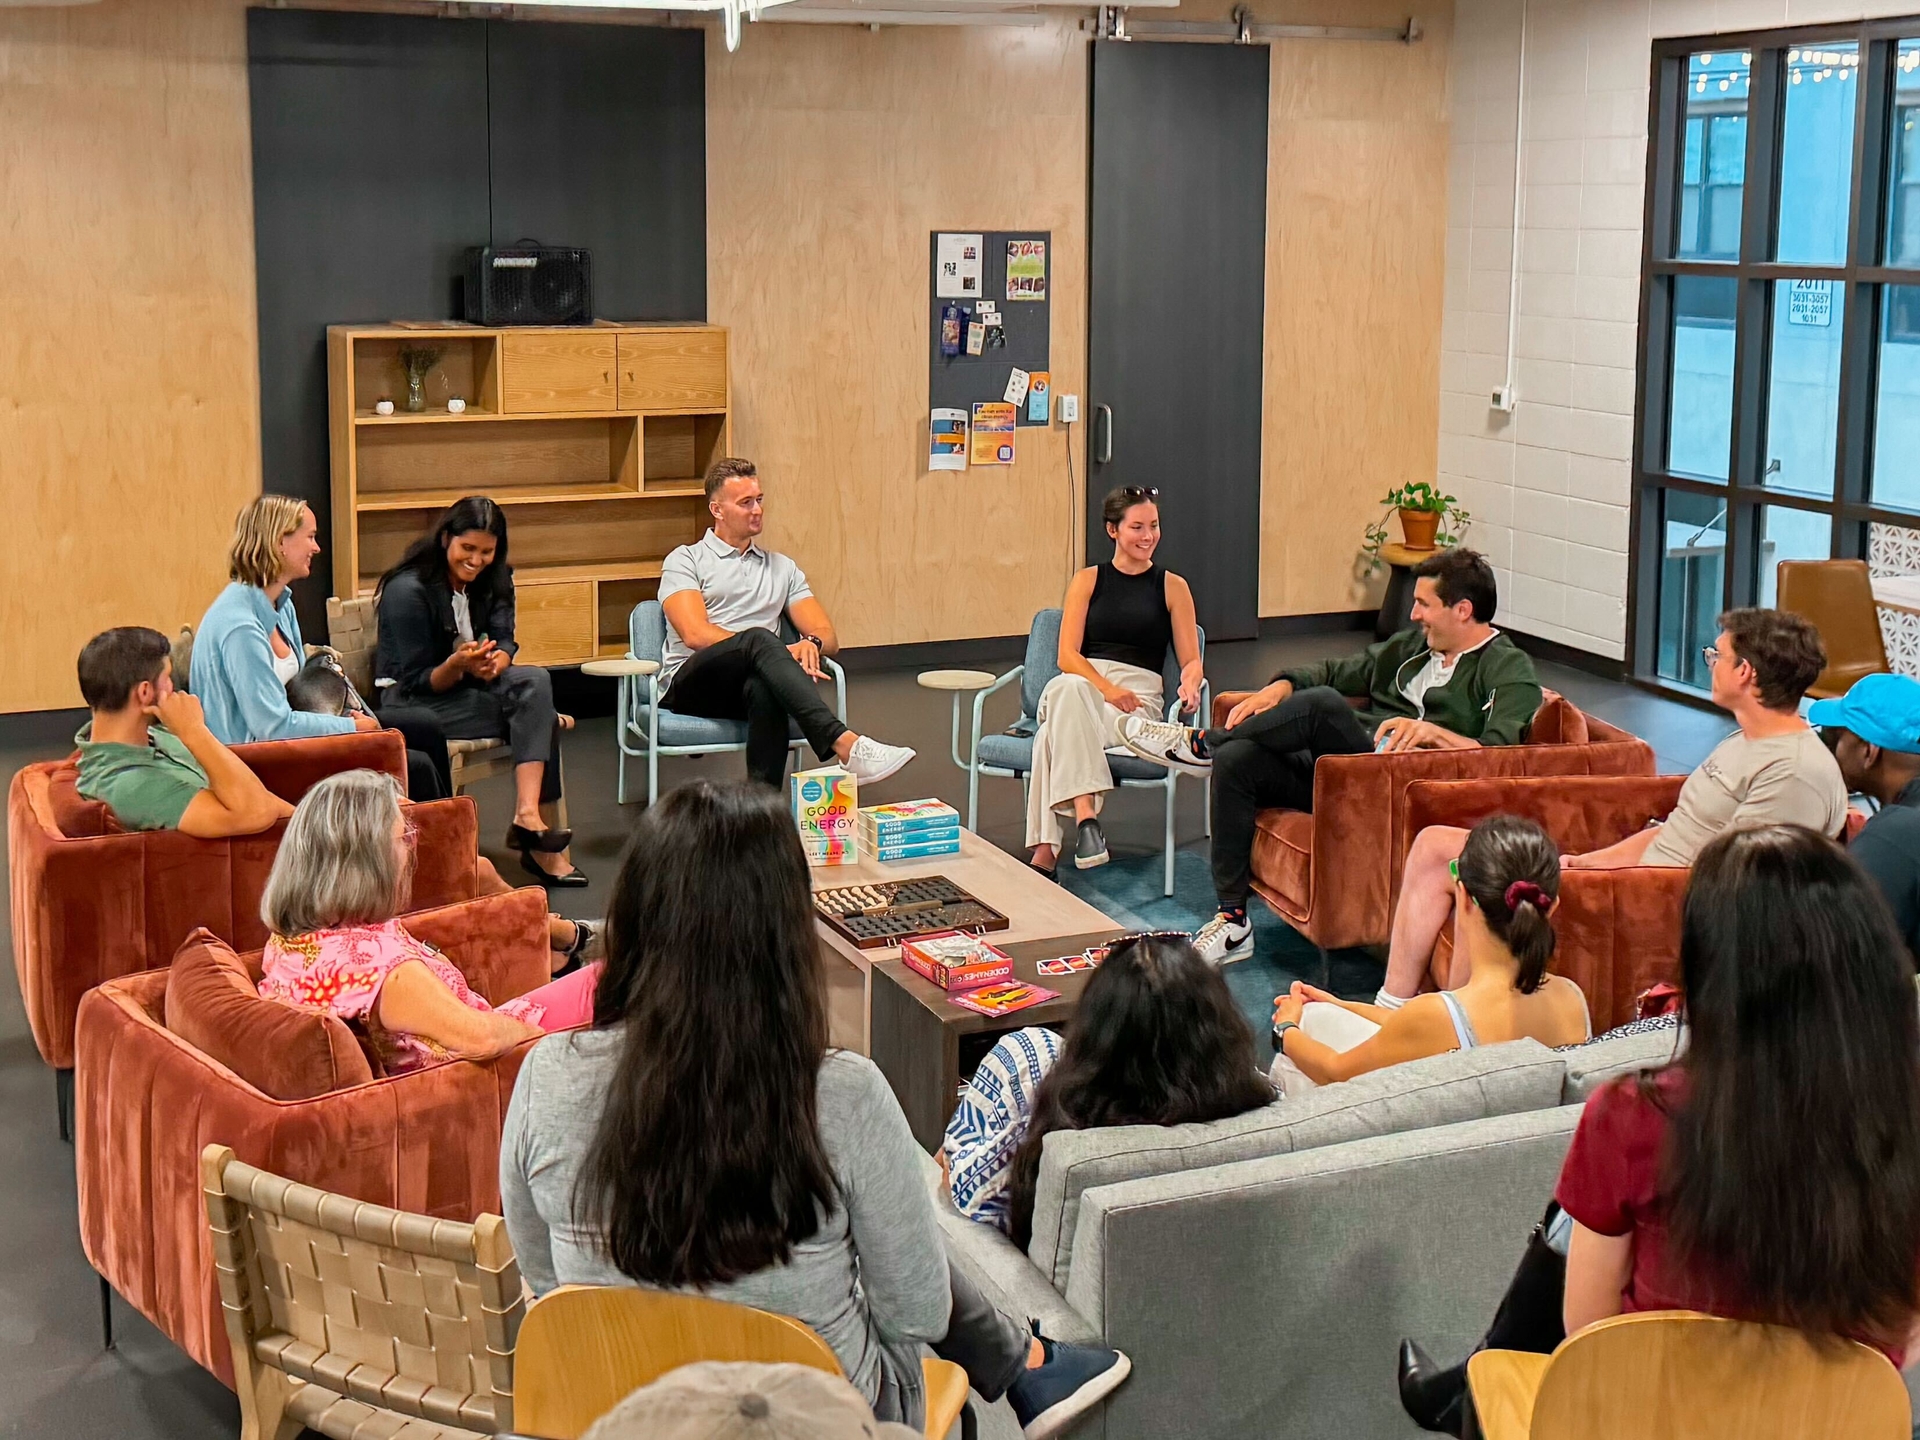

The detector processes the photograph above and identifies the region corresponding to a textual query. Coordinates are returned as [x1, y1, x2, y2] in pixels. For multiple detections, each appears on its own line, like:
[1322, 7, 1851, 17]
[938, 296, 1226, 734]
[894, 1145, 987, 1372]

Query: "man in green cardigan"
[1120, 549, 1542, 965]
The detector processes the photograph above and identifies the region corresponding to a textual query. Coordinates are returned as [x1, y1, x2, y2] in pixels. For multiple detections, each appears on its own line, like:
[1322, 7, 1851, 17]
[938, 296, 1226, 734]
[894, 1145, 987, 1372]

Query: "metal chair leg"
[1164, 780, 1177, 898]
[56, 1068, 73, 1144]
[959, 1400, 978, 1440]
[100, 1273, 114, 1350]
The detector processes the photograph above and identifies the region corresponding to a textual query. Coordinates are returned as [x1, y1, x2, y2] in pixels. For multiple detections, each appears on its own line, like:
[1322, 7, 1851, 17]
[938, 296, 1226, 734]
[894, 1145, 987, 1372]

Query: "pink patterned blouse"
[258, 919, 544, 1074]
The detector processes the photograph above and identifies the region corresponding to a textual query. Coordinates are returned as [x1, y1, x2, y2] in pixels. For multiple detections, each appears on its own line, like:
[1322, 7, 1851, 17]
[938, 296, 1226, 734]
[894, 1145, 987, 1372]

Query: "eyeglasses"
[1700, 643, 1748, 672]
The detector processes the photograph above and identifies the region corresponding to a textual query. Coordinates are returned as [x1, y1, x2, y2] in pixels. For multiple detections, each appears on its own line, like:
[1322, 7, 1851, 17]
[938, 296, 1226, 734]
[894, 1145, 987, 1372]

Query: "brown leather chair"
[1406, 773, 1689, 1033]
[7, 730, 482, 1088]
[1777, 558, 1889, 700]
[1209, 689, 1656, 951]
[77, 887, 553, 1388]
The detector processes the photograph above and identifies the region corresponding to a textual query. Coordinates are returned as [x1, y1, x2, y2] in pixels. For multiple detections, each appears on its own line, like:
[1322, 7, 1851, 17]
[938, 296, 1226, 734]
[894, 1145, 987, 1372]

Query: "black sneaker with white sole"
[1006, 1333, 1133, 1440]
[1073, 818, 1109, 869]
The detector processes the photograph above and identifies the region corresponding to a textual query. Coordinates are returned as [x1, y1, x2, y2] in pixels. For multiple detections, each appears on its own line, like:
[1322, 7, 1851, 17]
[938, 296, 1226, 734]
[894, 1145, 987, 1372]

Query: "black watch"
[802, 634, 825, 651]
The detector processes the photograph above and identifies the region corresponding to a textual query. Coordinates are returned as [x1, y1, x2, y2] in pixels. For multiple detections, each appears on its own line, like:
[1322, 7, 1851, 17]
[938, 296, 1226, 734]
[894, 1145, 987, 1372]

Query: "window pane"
[1757, 505, 1833, 607]
[1657, 490, 1727, 688]
[1888, 41, 1920, 266]
[1776, 43, 1858, 265]
[1678, 51, 1751, 260]
[1763, 279, 1844, 497]
[1875, 285, 1920, 510]
[1669, 276, 1738, 479]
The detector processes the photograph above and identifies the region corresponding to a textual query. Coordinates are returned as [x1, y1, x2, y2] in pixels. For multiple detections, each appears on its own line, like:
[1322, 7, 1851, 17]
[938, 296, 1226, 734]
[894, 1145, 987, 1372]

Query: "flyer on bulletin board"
[929, 408, 968, 471]
[970, 403, 1016, 465]
[1006, 239, 1047, 301]
[936, 233, 985, 299]
[1025, 371, 1051, 424]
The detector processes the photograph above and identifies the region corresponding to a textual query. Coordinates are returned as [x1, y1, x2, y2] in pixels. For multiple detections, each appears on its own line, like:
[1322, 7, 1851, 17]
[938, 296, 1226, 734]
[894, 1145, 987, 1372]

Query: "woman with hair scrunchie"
[1269, 815, 1593, 1096]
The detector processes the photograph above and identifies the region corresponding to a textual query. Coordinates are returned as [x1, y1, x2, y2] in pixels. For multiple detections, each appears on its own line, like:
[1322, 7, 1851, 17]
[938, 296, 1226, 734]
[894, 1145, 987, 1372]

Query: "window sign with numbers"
[1788, 279, 1834, 326]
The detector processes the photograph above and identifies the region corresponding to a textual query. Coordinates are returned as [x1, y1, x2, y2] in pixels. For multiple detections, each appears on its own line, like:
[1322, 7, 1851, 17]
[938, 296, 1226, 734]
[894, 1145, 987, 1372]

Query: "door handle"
[1095, 403, 1114, 464]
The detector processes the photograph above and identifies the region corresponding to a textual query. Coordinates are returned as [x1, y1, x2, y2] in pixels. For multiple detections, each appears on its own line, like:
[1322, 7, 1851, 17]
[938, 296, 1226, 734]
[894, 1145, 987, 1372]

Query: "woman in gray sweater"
[499, 779, 1129, 1438]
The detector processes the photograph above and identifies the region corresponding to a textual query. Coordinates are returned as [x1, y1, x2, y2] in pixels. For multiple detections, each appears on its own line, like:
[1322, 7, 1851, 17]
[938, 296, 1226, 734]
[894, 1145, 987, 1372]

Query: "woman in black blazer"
[374, 496, 584, 886]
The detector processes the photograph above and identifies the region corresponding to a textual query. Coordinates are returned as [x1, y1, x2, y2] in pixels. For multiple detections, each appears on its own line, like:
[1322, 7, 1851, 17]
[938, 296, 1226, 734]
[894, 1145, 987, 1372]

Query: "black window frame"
[1629, 18, 1920, 698]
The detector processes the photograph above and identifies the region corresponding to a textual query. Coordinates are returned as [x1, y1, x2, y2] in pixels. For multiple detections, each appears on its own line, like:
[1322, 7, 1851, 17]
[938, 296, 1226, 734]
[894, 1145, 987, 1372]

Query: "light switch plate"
[1059, 394, 1080, 424]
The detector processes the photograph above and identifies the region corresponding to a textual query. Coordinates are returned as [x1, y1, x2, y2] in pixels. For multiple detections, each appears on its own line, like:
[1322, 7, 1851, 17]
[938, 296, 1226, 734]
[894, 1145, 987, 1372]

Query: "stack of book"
[791, 764, 859, 867]
[859, 799, 961, 862]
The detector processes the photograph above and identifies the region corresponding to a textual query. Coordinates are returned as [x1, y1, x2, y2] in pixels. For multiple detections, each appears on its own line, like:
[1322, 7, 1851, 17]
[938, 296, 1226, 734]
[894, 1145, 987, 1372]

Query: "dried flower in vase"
[397, 346, 444, 413]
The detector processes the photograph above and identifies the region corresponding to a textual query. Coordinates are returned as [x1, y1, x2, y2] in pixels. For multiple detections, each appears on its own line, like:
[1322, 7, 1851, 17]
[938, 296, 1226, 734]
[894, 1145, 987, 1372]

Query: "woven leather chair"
[1207, 688, 1655, 951]
[1776, 559, 1889, 700]
[203, 1144, 522, 1440]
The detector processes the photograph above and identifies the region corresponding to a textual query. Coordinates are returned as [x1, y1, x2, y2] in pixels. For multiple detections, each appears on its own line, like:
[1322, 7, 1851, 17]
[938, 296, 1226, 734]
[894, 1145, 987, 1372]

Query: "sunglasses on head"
[1118, 486, 1160, 501]
[1103, 928, 1190, 959]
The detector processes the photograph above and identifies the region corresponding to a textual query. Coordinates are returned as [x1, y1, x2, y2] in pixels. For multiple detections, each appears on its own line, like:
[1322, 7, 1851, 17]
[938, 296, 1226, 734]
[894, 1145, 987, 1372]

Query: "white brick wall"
[1440, 0, 1920, 659]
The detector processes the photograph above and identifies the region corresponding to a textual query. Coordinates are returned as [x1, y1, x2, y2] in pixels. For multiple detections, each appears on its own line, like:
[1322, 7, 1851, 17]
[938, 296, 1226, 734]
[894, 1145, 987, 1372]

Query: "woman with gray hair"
[257, 770, 600, 1072]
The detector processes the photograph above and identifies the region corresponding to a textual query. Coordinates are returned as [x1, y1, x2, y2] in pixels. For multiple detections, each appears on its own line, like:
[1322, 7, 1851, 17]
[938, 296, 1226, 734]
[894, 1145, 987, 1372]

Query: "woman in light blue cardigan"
[193, 496, 366, 745]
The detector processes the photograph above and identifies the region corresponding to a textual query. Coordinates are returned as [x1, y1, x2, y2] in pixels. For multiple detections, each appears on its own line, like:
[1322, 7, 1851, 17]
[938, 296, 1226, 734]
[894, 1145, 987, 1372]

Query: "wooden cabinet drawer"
[501, 333, 617, 413]
[512, 581, 594, 665]
[617, 331, 727, 411]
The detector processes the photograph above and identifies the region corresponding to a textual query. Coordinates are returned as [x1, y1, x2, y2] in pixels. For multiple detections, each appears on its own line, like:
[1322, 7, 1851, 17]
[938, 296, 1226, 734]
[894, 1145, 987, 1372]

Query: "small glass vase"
[405, 372, 426, 412]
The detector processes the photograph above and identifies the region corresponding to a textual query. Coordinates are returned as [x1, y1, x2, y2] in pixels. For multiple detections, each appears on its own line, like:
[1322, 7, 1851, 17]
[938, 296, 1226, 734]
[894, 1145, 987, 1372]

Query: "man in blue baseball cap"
[1809, 670, 1920, 960]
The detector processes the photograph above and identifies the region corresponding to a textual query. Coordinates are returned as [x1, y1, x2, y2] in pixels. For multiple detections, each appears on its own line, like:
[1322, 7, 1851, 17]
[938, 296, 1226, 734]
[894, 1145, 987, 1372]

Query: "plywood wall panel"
[0, 0, 260, 712]
[706, 24, 1087, 648]
[1256, 0, 1455, 617]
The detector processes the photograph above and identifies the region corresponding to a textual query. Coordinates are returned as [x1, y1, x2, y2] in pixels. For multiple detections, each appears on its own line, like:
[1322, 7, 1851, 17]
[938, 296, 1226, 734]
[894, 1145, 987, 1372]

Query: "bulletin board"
[928, 230, 1052, 425]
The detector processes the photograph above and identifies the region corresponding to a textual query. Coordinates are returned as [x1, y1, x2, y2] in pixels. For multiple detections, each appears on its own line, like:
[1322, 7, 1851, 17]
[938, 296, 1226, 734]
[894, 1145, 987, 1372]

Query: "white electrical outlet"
[1490, 385, 1517, 413]
[1059, 394, 1080, 424]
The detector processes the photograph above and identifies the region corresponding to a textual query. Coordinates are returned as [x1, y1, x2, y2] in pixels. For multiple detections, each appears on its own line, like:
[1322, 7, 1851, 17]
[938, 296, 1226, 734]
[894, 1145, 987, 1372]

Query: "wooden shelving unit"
[327, 323, 727, 668]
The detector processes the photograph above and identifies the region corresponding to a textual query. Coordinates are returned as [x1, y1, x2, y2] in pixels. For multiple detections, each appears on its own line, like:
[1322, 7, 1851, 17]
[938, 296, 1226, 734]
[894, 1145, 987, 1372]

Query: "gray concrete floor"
[0, 630, 1718, 1438]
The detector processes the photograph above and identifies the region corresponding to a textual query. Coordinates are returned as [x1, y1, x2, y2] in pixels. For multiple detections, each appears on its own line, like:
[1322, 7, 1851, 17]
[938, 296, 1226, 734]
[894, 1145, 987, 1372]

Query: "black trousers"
[1204, 685, 1376, 907]
[660, 628, 848, 789]
[372, 700, 451, 802]
[401, 666, 563, 803]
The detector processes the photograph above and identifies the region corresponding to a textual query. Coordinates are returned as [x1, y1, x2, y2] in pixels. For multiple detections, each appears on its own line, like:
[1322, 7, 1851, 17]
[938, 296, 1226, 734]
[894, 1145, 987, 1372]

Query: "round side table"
[917, 669, 1000, 827]
[1374, 543, 1449, 639]
[579, 657, 660, 679]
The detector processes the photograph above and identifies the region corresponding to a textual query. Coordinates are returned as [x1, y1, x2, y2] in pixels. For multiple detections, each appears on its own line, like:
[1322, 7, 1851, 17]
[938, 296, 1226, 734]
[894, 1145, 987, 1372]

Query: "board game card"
[947, 982, 1059, 1018]
[1036, 957, 1075, 976]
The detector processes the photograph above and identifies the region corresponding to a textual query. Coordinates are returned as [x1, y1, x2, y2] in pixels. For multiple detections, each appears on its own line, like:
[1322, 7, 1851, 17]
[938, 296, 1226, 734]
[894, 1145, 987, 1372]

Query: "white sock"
[1374, 987, 1409, 1010]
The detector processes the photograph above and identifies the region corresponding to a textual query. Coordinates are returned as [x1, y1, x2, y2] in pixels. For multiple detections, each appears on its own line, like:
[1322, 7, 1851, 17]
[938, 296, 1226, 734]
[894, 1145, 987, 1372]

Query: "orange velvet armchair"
[8, 730, 480, 1081]
[74, 886, 553, 1387]
[1406, 773, 1691, 1033]
[1208, 689, 1656, 950]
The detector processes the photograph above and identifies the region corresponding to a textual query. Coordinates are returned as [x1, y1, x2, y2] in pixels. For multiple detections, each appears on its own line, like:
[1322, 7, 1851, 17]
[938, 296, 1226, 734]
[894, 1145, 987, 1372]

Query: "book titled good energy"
[791, 764, 859, 866]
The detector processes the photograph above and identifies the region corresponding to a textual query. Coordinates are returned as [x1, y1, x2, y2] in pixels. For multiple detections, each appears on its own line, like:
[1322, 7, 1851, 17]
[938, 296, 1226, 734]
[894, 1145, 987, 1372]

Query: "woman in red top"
[1401, 823, 1920, 1435]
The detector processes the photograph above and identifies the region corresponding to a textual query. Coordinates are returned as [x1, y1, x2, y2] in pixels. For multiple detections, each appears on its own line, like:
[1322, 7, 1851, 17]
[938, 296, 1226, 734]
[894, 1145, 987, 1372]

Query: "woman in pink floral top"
[258, 770, 599, 1071]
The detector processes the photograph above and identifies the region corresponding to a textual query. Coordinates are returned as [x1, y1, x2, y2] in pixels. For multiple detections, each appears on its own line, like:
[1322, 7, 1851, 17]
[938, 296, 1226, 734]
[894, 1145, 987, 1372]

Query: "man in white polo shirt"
[657, 457, 915, 789]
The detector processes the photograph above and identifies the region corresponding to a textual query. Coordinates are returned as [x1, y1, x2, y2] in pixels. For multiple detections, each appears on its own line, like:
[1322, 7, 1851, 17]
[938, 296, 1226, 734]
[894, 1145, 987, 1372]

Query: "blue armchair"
[939, 608, 1205, 896]
[610, 600, 847, 805]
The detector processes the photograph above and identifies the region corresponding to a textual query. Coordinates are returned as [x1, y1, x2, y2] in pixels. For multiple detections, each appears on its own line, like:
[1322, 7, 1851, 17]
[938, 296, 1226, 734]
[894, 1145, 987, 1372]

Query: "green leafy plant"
[1362, 481, 1472, 563]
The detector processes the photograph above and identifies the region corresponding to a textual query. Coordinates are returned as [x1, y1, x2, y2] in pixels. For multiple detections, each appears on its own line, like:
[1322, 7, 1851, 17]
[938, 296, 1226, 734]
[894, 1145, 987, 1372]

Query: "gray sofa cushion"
[1026, 1038, 1568, 1291]
[1559, 1021, 1686, 1102]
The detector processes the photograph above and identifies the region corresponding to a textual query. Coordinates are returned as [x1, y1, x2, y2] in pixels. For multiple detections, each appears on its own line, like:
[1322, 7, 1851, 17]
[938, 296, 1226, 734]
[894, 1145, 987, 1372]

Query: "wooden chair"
[1466, 1309, 1911, 1439]
[201, 1144, 523, 1440]
[512, 1284, 973, 1440]
[328, 595, 569, 822]
[1777, 559, 1890, 699]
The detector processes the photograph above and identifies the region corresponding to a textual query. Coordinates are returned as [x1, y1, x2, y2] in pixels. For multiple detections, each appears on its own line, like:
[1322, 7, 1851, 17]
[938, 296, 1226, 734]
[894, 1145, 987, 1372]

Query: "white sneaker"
[1118, 715, 1211, 776]
[844, 735, 915, 786]
[1192, 910, 1254, 966]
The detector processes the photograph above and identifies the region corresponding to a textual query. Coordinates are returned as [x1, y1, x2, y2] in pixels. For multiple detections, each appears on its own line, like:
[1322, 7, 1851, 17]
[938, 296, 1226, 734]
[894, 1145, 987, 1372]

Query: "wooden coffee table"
[871, 930, 1127, 1151]
[810, 828, 1118, 1053]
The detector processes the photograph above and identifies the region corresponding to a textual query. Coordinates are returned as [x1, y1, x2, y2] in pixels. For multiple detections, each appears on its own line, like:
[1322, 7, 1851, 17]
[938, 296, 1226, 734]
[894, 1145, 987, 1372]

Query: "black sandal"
[506, 822, 573, 854]
[552, 919, 597, 977]
[521, 850, 589, 888]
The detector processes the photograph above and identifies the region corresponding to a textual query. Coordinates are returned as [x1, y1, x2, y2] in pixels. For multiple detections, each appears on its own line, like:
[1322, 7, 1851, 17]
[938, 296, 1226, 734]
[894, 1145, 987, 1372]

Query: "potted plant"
[1362, 481, 1471, 562]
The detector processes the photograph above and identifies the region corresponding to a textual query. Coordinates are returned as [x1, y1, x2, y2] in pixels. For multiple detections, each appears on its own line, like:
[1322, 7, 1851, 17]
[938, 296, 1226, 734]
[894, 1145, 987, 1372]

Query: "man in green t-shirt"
[74, 627, 292, 837]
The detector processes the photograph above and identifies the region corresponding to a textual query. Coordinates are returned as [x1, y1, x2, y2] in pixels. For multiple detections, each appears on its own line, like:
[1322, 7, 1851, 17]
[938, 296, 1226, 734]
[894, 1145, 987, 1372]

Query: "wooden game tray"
[812, 876, 1011, 950]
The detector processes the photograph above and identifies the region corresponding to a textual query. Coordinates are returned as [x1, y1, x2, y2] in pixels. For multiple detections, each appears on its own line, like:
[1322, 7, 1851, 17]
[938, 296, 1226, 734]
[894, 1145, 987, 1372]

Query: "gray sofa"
[929, 1025, 1684, 1440]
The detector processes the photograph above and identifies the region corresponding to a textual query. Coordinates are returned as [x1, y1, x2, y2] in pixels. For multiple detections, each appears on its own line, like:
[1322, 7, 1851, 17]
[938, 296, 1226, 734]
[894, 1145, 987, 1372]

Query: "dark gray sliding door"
[1088, 41, 1269, 640]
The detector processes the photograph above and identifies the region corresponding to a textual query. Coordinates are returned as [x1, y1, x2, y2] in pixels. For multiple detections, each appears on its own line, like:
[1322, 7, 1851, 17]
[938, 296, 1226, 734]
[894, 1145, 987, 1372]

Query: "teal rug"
[1053, 845, 1383, 1042]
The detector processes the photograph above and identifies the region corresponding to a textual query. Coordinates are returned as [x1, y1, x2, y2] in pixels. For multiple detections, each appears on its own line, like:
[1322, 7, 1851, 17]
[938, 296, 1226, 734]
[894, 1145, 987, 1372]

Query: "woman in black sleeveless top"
[1028, 487, 1203, 875]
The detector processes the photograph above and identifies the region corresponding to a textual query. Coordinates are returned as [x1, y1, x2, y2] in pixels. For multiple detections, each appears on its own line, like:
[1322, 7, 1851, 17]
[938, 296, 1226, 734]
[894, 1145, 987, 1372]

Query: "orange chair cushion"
[163, 927, 375, 1100]
[47, 761, 116, 838]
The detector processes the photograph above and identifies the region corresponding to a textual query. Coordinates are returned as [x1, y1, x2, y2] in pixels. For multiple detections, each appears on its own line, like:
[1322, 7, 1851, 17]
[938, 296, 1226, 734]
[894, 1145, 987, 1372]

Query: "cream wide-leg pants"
[1025, 659, 1164, 850]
